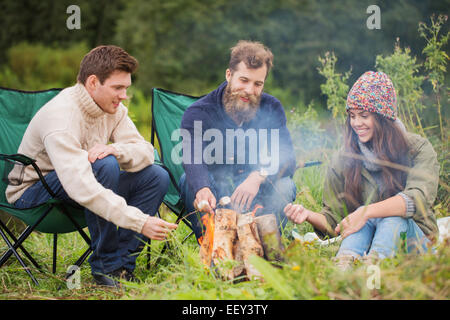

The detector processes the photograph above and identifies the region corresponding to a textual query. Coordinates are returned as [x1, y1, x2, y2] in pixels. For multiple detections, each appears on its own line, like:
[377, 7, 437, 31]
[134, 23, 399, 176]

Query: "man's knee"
[91, 155, 120, 175]
[91, 156, 121, 188]
[141, 164, 170, 193]
[153, 165, 170, 192]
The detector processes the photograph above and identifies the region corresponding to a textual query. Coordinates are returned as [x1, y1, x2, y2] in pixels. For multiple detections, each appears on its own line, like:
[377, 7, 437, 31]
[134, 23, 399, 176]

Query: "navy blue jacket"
[180, 81, 296, 196]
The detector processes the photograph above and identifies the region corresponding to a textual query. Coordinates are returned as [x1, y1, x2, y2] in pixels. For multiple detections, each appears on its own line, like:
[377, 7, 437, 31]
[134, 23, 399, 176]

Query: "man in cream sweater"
[6, 45, 177, 287]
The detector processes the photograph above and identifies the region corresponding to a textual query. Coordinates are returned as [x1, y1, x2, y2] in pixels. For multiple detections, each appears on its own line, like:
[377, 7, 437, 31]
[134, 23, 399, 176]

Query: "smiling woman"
[284, 71, 440, 269]
[348, 109, 374, 143]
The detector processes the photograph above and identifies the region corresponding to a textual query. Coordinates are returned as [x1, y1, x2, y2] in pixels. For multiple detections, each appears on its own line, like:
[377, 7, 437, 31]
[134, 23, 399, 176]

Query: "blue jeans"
[179, 172, 296, 239]
[15, 156, 169, 275]
[336, 216, 431, 259]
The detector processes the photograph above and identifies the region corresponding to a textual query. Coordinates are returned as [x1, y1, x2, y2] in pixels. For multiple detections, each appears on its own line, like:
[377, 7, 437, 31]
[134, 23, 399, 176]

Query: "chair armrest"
[0, 153, 36, 166]
[0, 153, 57, 198]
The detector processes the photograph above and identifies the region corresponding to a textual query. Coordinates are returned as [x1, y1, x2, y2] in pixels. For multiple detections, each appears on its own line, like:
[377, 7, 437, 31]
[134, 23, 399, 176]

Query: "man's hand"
[194, 187, 216, 215]
[141, 216, 178, 241]
[231, 171, 264, 212]
[87, 143, 119, 163]
[335, 206, 369, 239]
[284, 203, 309, 224]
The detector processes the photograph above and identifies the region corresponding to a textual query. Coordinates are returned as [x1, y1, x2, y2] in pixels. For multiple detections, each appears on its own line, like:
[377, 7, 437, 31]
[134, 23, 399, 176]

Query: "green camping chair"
[150, 88, 203, 256]
[0, 87, 92, 286]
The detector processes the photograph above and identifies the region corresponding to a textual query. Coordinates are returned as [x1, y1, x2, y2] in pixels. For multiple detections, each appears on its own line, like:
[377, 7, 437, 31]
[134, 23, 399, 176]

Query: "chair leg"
[146, 239, 151, 270]
[58, 204, 91, 246]
[0, 226, 39, 285]
[0, 225, 42, 271]
[0, 221, 41, 270]
[63, 246, 92, 281]
[182, 231, 194, 244]
[0, 205, 52, 269]
[52, 234, 57, 274]
[73, 246, 92, 268]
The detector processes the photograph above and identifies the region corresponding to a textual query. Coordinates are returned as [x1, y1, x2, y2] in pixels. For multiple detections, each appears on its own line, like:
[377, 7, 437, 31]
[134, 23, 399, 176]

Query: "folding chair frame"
[146, 88, 202, 267]
[0, 153, 92, 286]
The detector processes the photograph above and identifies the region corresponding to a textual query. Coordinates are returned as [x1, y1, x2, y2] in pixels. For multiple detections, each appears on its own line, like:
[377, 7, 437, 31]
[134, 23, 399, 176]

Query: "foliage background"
[0, 0, 448, 300]
[1, 0, 448, 104]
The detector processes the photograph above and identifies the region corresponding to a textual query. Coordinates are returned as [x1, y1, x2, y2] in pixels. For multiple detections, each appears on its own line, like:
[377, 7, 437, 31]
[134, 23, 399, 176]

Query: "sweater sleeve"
[44, 130, 149, 233]
[314, 155, 347, 239]
[401, 134, 439, 234]
[109, 106, 154, 172]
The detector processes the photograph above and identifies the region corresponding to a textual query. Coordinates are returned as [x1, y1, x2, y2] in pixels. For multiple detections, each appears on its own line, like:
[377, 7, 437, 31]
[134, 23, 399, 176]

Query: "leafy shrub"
[0, 42, 88, 90]
[375, 40, 426, 135]
[317, 51, 351, 124]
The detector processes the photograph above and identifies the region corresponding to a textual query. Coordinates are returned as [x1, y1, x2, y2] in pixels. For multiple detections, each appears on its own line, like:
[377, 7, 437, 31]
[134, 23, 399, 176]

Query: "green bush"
[375, 40, 426, 135]
[0, 42, 88, 90]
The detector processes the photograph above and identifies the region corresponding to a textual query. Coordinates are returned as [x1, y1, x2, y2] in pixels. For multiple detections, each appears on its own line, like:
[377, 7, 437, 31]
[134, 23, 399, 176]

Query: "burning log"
[199, 212, 215, 266]
[237, 213, 264, 279]
[254, 214, 285, 262]
[199, 202, 284, 281]
[211, 208, 238, 280]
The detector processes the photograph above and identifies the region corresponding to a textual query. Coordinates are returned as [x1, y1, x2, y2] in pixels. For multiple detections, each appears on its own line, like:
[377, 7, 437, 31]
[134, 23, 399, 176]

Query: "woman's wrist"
[362, 204, 374, 219]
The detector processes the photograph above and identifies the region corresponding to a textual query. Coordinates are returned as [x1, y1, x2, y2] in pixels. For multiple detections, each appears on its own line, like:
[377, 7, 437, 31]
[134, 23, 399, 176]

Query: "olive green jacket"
[315, 132, 439, 240]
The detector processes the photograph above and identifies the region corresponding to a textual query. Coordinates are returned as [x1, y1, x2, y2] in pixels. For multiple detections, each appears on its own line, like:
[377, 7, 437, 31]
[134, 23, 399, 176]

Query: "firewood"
[199, 213, 215, 267]
[232, 237, 245, 279]
[254, 214, 285, 261]
[211, 208, 238, 280]
[237, 213, 264, 279]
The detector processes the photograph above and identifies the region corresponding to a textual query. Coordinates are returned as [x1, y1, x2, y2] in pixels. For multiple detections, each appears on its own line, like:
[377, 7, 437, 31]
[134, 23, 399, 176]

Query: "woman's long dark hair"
[343, 113, 410, 211]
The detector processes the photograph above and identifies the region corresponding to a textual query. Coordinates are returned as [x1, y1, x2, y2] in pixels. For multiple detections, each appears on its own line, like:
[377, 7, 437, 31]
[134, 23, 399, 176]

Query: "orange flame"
[198, 212, 215, 265]
[251, 204, 264, 217]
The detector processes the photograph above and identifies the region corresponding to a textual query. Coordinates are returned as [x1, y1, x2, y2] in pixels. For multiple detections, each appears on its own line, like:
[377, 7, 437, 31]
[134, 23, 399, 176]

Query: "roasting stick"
[296, 160, 322, 169]
[176, 196, 231, 227]
[177, 161, 322, 224]
[179, 160, 322, 216]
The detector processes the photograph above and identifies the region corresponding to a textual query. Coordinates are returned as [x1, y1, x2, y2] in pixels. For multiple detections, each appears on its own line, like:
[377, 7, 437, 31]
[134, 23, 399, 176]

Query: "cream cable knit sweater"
[6, 83, 154, 234]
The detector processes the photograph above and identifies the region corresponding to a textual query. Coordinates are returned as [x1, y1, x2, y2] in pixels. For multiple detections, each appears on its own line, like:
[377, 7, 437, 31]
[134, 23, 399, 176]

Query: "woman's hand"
[284, 203, 309, 224]
[335, 206, 369, 239]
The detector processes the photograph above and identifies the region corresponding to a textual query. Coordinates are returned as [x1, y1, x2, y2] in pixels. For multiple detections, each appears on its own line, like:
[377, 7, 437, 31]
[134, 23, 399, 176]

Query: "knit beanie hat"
[346, 71, 397, 121]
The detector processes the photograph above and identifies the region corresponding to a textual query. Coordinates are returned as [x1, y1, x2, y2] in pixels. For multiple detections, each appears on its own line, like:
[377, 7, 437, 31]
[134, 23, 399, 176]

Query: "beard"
[222, 84, 261, 124]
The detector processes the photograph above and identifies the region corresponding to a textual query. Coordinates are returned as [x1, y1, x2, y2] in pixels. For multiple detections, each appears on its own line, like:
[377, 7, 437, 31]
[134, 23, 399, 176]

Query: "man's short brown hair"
[77, 45, 138, 84]
[228, 40, 274, 76]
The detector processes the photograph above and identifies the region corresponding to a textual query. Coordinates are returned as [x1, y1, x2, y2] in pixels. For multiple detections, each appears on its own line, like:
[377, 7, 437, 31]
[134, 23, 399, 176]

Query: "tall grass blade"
[249, 255, 295, 300]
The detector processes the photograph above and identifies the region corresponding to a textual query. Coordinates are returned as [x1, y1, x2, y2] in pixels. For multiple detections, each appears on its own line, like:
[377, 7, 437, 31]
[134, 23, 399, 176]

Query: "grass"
[1, 161, 448, 300]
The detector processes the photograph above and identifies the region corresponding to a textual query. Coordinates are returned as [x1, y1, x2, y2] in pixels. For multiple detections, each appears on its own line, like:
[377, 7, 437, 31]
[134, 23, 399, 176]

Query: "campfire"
[198, 197, 284, 281]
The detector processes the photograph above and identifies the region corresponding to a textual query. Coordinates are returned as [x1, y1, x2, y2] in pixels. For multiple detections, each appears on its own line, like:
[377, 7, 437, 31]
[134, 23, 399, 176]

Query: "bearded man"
[179, 40, 296, 239]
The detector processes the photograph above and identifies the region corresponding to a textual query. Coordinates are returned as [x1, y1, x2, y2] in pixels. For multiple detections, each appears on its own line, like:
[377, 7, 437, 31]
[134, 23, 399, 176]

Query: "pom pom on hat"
[346, 71, 397, 120]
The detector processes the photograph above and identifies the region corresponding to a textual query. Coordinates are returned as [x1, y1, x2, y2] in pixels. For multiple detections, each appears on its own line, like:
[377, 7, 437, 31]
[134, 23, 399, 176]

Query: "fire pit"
[198, 199, 284, 281]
